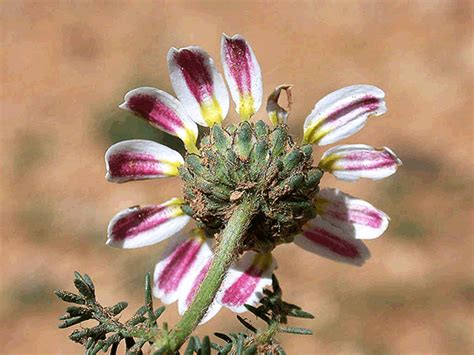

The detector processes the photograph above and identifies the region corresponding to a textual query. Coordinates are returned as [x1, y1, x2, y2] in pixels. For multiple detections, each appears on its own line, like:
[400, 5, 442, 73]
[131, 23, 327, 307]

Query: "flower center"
[180, 120, 323, 253]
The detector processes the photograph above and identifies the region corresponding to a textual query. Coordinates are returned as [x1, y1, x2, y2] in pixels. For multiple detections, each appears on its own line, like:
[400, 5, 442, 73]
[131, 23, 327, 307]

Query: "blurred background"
[1, 1, 473, 354]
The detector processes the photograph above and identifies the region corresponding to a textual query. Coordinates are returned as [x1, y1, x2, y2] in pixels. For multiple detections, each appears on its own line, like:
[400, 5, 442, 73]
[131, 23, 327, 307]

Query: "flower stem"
[164, 197, 256, 351]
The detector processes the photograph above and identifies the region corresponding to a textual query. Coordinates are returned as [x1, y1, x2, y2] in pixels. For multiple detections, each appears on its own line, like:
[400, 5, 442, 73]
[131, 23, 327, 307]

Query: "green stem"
[164, 198, 256, 351]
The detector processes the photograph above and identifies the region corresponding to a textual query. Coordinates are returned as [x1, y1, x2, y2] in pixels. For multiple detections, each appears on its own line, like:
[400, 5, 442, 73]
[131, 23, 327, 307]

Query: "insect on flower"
[104, 34, 402, 323]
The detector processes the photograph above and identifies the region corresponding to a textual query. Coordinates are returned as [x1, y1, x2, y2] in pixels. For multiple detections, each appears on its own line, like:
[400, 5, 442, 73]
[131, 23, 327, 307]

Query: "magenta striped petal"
[303, 85, 386, 145]
[316, 188, 390, 240]
[105, 140, 183, 183]
[168, 46, 229, 127]
[319, 144, 402, 181]
[153, 229, 212, 305]
[119, 87, 198, 152]
[217, 252, 276, 313]
[266, 85, 292, 126]
[295, 217, 370, 266]
[106, 198, 190, 249]
[178, 256, 222, 324]
[221, 34, 262, 120]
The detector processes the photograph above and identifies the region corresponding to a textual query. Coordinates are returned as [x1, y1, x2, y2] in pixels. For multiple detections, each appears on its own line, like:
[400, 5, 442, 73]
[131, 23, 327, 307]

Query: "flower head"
[105, 34, 401, 323]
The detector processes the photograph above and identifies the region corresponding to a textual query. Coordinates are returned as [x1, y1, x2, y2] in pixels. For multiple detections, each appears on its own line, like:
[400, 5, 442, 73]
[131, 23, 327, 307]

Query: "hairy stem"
[162, 198, 256, 351]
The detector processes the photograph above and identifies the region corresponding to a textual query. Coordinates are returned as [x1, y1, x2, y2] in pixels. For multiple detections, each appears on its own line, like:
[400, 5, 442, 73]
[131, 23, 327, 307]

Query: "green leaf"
[69, 328, 92, 342]
[82, 274, 95, 294]
[127, 315, 146, 326]
[92, 323, 109, 334]
[201, 336, 211, 355]
[65, 305, 90, 317]
[145, 273, 153, 306]
[184, 336, 195, 355]
[236, 315, 257, 333]
[128, 339, 147, 354]
[244, 305, 271, 323]
[85, 337, 94, 348]
[288, 308, 314, 319]
[91, 340, 104, 355]
[57, 272, 163, 354]
[193, 335, 201, 349]
[154, 306, 166, 320]
[214, 332, 232, 343]
[58, 315, 90, 328]
[243, 344, 257, 355]
[278, 326, 313, 335]
[132, 306, 147, 319]
[103, 333, 121, 351]
[54, 290, 85, 304]
[73, 272, 95, 299]
[276, 346, 287, 355]
[144, 273, 155, 324]
[236, 334, 245, 355]
[210, 342, 222, 351]
[218, 342, 233, 355]
[108, 301, 129, 316]
[73, 278, 94, 300]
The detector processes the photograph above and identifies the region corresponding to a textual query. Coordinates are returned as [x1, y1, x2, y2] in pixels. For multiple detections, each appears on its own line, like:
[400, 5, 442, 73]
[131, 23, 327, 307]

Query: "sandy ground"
[1, 1, 473, 354]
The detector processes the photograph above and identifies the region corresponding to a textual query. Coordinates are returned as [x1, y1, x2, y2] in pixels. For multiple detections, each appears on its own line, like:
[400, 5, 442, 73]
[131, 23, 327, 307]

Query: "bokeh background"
[1, 1, 473, 354]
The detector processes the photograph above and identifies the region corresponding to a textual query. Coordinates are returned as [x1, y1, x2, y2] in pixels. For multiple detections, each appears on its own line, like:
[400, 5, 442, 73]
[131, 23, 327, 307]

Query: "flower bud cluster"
[180, 120, 323, 253]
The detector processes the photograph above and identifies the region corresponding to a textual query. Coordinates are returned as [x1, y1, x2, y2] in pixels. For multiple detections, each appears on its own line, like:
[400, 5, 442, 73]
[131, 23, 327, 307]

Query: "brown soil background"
[1, 1, 473, 354]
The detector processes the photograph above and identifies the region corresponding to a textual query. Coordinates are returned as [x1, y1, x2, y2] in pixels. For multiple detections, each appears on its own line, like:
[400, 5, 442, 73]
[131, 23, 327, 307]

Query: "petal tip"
[382, 146, 403, 168]
[169, 45, 198, 55]
[118, 102, 129, 110]
[105, 238, 117, 247]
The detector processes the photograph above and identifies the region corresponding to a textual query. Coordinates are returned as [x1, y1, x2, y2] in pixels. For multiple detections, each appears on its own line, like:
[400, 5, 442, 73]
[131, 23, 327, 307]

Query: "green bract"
[180, 120, 323, 253]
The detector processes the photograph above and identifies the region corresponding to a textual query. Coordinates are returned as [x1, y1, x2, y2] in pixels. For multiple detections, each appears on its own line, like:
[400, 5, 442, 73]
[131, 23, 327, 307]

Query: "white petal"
[119, 87, 198, 152]
[168, 46, 229, 127]
[153, 229, 213, 304]
[105, 139, 184, 183]
[303, 85, 386, 145]
[217, 252, 276, 313]
[316, 188, 390, 240]
[319, 144, 402, 181]
[106, 198, 190, 249]
[221, 33, 263, 120]
[294, 217, 370, 266]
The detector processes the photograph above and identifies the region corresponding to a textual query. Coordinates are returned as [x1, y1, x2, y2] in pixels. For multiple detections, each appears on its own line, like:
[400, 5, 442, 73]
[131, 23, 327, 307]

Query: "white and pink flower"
[105, 34, 401, 323]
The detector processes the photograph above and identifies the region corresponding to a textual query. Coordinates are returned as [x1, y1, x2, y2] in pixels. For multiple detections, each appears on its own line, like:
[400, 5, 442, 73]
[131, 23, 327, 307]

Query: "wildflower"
[105, 34, 401, 325]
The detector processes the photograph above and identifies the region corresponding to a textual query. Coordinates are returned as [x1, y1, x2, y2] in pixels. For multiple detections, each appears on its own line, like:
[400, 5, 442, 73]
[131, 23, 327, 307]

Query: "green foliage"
[55, 272, 164, 354]
[180, 121, 323, 253]
[56, 273, 314, 354]
[179, 275, 314, 355]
